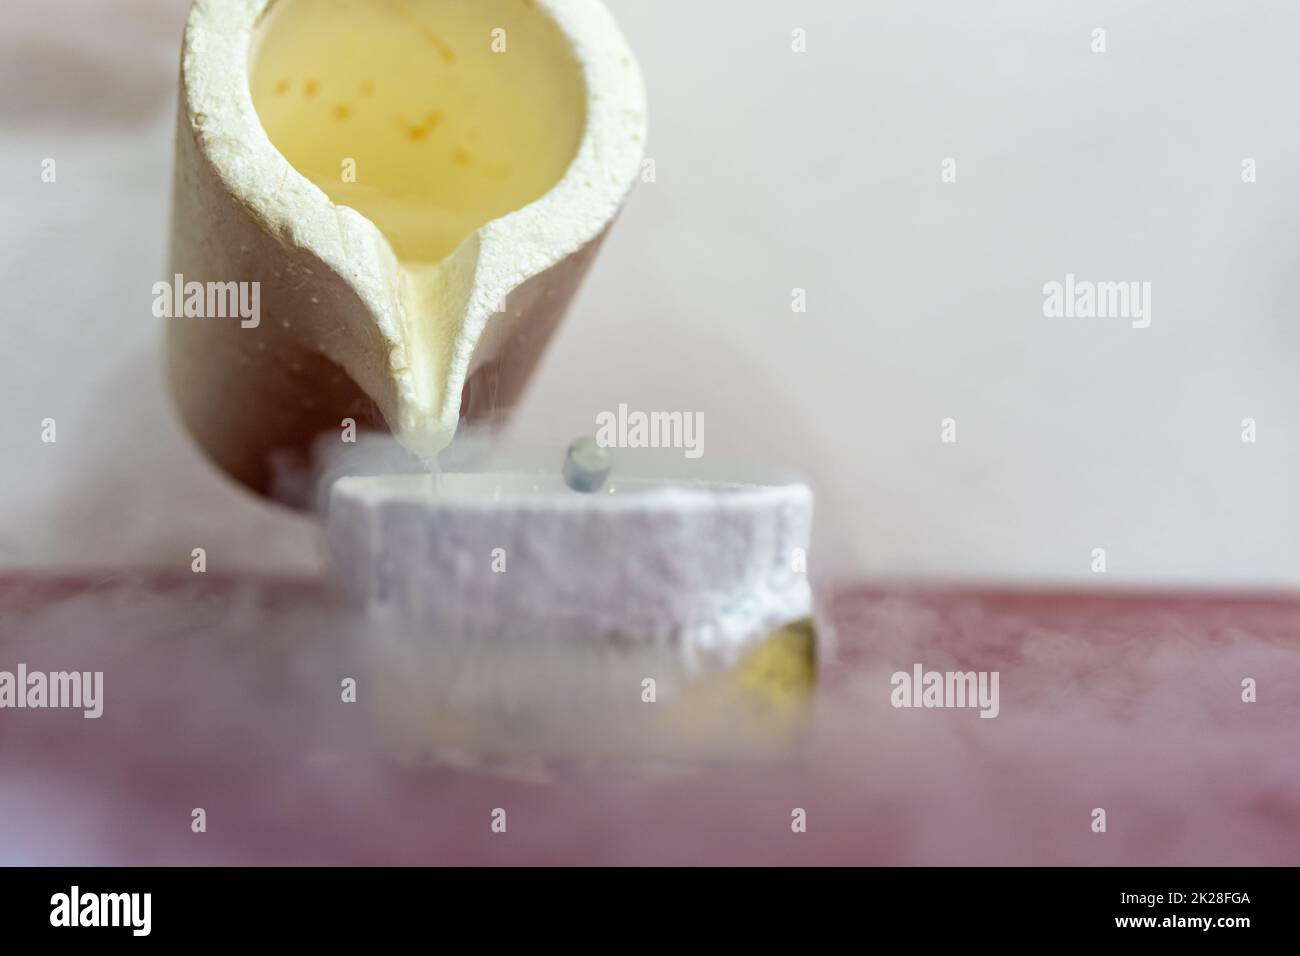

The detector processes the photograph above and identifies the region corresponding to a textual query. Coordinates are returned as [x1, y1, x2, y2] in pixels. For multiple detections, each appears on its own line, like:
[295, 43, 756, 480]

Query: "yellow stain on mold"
[660, 618, 817, 759]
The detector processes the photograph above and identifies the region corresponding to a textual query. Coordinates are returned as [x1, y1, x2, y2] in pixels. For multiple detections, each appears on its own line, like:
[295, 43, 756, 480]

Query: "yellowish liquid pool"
[250, 0, 586, 266]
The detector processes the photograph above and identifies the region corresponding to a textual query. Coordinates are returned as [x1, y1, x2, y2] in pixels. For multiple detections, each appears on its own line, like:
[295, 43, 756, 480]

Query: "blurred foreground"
[1, 575, 1297, 865]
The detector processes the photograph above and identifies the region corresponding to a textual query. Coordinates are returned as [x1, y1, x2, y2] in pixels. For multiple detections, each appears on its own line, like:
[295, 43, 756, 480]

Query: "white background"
[1, 0, 1297, 587]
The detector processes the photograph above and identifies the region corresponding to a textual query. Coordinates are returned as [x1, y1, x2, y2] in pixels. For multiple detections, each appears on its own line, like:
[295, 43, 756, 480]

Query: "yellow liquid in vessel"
[250, 0, 586, 266]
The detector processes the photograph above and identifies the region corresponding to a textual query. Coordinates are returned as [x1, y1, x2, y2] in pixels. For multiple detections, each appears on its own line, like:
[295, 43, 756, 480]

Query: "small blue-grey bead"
[563, 436, 612, 493]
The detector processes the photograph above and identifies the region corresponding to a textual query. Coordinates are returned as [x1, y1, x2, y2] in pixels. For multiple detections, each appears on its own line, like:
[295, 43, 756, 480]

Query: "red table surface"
[0, 573, 1297, 865]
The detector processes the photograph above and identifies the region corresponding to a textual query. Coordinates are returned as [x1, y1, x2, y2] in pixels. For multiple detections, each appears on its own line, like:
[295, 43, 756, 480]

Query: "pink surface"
[1, 575, 1297, 865]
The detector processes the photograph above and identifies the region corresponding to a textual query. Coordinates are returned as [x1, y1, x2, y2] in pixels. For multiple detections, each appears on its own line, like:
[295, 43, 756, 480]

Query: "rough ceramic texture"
[327, 475, 815, 671]
[166, 0, 646, 495]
